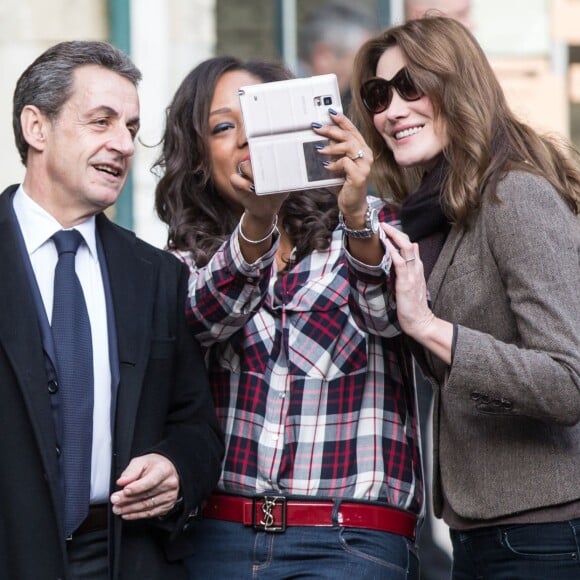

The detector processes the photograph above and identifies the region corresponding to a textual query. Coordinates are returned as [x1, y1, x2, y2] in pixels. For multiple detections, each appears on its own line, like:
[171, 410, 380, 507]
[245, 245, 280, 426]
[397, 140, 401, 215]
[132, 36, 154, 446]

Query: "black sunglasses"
[360, 68, 423, 114]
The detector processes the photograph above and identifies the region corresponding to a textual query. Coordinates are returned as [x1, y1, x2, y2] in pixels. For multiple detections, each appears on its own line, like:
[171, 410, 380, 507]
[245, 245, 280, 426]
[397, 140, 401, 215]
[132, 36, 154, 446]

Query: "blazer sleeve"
[448, 172, 580, 424]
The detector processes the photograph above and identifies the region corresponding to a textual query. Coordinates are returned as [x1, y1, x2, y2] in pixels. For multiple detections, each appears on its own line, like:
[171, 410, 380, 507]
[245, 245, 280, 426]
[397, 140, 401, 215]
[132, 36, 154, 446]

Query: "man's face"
[333, 45, 369, 96]
[409, 0, 473, 31]
[438, 0, 473, 30]
[310, 31, 374, 97]
[37, 64, 140, 224]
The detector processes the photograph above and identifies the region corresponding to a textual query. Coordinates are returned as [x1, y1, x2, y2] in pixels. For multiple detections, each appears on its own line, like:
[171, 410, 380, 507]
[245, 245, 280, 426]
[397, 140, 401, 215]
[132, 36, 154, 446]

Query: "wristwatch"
[338, 206, 380, 239]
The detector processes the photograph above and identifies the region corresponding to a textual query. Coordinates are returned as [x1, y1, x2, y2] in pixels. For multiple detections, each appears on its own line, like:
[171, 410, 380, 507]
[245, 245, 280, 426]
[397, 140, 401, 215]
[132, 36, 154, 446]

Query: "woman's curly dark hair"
[283, 188, 339, 266]
[153, 56, 339, 267]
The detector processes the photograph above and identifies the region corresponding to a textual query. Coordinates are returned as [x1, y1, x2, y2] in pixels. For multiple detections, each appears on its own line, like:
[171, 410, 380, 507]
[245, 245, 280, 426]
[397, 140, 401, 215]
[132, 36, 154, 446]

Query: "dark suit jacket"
[0, 185, 224, 580]
[423, 172, 580, 522]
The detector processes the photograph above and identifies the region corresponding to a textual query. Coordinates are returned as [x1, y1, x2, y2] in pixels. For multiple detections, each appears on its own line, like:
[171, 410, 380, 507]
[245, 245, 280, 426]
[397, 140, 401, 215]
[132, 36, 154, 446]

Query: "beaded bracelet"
[238, 211, 279, 245]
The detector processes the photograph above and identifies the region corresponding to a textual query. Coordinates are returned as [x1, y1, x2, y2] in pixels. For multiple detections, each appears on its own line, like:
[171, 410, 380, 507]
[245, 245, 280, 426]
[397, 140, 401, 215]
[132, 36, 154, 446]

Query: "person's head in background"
[404, 0, 473, 30]
[298, 1, 377, 110]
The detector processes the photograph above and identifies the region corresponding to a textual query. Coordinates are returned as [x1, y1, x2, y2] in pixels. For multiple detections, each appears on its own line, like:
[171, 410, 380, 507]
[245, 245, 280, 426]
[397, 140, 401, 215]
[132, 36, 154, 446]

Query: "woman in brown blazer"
[345, 14, 580, 580]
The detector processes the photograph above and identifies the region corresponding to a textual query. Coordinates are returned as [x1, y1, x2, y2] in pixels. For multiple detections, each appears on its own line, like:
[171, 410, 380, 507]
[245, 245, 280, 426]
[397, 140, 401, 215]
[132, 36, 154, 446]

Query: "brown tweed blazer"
[425, 171, 580, 522]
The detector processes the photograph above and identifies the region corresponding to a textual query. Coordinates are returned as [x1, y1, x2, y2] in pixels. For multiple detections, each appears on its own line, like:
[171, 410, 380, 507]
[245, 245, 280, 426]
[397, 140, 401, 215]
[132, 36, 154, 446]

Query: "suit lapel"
[0, 188, 60, 489]
[427, 224, 465, 309]
[96, 215, 156, 464]
[424, 224, 466, 380]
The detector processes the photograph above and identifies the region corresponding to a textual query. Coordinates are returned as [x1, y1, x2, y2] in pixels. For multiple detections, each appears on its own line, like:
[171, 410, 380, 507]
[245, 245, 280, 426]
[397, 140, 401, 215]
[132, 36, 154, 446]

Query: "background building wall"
[1, 0, 578, 247]
[131, 0, 216, 246]
[0, 0, 108, 189]
[475, 0, 569, 137]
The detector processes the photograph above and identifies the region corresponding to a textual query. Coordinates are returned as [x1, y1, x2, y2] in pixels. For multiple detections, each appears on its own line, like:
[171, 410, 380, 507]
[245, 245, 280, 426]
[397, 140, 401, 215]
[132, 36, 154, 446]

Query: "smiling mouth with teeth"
[395, 126, 424, 140]
[94, 164, 121, 177]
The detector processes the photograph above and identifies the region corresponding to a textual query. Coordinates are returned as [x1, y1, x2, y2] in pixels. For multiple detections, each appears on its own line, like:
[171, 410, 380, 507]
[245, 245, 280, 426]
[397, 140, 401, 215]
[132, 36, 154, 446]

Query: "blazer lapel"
[427, 224, 465, 308]
[0, 188, 60, 488]
[423, 224, 466, 381]
[96, 215, 156, 464]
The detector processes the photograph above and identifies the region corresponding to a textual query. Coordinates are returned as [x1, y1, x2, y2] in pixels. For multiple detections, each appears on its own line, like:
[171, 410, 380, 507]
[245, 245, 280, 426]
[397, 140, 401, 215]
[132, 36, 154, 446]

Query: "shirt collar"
[13, 185, 98, 259]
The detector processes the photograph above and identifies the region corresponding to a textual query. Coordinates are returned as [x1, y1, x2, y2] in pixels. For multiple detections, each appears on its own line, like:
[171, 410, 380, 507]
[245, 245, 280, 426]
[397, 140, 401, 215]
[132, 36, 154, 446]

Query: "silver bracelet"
[238, 211, 279, 245]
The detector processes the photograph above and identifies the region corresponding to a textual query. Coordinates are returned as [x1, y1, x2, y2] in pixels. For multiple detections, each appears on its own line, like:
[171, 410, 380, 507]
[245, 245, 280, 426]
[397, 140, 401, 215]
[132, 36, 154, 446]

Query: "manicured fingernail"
[322, 160, 330, 167]
[249, 185, 255, 192]
[311, 122, 323, 129]
[315, 144, 325, 151]
[328, 107, 338, 115]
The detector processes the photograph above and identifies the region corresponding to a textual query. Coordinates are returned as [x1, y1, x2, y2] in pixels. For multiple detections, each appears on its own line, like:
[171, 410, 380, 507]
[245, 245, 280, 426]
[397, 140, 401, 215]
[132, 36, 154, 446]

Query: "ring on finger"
[405, 257, 416, 263]
[348, 149, 364, 161]
[237, 161, 245, 176]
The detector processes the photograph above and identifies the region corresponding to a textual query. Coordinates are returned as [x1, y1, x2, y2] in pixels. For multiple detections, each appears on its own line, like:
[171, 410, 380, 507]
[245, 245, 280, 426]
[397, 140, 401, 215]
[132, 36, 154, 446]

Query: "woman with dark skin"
[348, 15, 580, 579]
[154, 56, 423, 579]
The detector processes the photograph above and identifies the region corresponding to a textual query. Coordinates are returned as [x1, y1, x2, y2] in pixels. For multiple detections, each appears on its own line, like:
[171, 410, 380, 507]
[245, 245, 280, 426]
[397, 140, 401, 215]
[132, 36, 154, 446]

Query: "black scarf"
[400, 155, 451, 281]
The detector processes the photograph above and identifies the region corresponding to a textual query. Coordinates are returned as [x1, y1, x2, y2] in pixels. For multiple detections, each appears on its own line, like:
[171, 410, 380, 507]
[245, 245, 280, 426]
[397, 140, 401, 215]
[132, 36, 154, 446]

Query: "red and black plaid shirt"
[177, 198, 423, 514]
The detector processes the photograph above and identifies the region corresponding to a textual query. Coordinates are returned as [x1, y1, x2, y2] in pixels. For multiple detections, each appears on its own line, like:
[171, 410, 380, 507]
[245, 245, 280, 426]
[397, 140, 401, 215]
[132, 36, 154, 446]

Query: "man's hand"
[110, 453, 180, 520]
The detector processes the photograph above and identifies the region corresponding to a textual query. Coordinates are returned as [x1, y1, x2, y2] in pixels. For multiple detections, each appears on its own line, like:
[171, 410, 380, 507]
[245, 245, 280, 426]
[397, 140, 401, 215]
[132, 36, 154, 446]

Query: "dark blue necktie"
[51, 229, 94, 538]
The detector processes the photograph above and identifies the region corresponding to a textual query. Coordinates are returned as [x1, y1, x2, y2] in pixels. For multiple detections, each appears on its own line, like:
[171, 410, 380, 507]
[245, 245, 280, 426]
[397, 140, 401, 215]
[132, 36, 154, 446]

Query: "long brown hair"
[350, 16, 580, 223]
[153, 56, 338, 267]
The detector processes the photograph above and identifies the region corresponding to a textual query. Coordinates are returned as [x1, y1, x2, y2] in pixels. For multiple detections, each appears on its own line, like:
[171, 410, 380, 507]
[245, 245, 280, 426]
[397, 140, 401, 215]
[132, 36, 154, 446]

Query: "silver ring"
[405, 257, 416, 263]
[237, 161, 244, 176]
[349, 149, 364, 161]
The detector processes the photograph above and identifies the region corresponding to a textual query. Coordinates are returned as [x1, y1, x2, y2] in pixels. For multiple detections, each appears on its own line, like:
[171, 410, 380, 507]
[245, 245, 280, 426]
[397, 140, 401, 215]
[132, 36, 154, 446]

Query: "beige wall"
[0, 0, 107, 187]
[490, 57, 569, 137]
[475, 0, 571, 139]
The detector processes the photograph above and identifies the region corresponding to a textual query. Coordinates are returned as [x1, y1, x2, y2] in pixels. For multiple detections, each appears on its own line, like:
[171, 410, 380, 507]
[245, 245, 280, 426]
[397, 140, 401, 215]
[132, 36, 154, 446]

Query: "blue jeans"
[185, 519, 419, 579]
[450, 519, 580, 579]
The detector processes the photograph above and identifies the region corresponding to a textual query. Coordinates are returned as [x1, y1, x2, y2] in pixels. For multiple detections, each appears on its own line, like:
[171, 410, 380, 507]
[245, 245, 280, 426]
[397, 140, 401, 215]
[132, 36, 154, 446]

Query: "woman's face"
[208, 70, 261, 207]
[372, 46, 448, 169]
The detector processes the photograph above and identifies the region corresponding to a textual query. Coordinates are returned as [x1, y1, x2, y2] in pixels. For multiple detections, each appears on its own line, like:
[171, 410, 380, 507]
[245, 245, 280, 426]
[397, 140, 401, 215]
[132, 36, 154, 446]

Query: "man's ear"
[20, 105, 49, 153]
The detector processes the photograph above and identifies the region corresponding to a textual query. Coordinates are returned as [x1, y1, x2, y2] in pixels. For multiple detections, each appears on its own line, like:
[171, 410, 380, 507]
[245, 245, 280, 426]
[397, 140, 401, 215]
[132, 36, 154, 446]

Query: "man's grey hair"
[13, 40, 142, 165]
[298, 1, 377, 62]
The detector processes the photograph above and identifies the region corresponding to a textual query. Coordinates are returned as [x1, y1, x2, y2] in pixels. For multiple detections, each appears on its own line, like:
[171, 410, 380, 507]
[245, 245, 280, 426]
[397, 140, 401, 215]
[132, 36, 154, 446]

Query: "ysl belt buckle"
[252, 495, 287, 533]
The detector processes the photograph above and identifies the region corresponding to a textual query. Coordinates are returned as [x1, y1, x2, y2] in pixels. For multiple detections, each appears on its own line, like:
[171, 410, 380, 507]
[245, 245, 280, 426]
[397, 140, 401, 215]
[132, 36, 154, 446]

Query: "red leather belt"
[202, 494, 417, 541]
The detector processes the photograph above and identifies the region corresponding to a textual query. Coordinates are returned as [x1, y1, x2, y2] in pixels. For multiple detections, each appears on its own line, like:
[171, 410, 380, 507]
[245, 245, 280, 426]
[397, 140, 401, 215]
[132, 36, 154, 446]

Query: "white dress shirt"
[13, 186, 112, 503]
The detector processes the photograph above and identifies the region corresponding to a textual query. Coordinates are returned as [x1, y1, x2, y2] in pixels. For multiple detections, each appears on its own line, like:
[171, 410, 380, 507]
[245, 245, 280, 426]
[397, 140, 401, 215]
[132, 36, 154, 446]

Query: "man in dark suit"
[0, 40, 223, 579]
